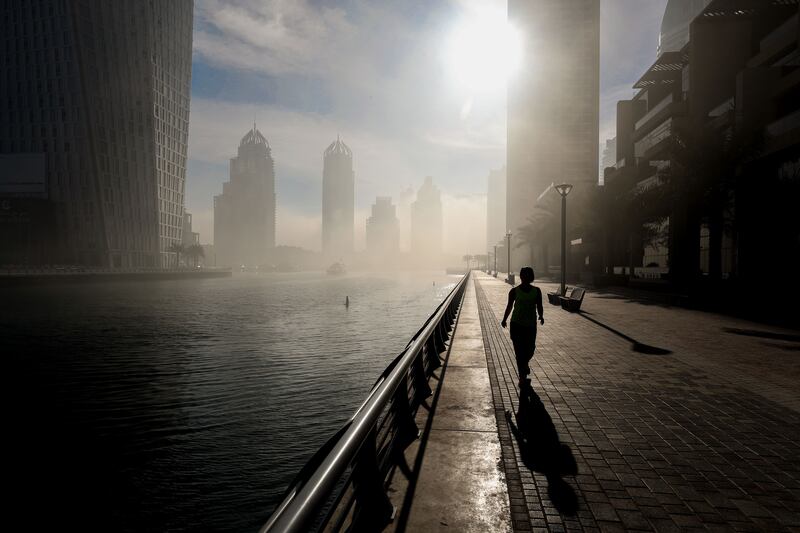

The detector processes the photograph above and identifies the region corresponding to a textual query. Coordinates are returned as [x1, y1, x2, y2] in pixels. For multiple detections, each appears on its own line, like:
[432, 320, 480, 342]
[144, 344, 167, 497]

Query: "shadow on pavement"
[577, 312, 672, 355]
[723, 327, 800, 343]
[505, 384, 578, 516]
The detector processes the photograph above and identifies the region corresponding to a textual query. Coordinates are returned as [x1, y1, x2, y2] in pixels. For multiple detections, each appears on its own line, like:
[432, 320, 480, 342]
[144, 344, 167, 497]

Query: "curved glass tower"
[657, 0, 712, 56]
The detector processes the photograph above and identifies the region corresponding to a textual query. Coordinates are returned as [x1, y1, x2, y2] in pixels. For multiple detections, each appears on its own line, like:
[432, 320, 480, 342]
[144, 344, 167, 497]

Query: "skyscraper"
[365, 196, 400, 259]
[0, 0, 194, 268]
[396, 185, 416, 252]
[486, 166, 507, 251]
[507, 0, 600, 271]
[213, 125, 276, 268]
[322, 137, 354, 259]
[411, 176, 443, 264]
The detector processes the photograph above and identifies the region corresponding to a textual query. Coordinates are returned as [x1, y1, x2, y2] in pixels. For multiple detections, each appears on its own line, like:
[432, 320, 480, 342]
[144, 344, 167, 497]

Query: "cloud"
[186, 0, 669, 254]
[194, 0, 355, 77]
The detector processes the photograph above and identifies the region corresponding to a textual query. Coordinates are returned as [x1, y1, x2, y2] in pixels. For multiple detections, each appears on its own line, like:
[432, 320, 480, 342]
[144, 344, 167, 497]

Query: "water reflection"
[3, 271, 457, 532]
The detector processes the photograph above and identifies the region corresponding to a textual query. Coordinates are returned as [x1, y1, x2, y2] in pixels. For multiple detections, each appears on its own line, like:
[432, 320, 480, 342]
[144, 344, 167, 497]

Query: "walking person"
[501, 267, 544, 386]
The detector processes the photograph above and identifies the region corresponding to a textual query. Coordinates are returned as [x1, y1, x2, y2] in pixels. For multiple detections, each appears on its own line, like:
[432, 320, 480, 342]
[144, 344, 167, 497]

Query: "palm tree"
[168, 242, 185, 269]
[185, 244, 205, 268]
[516, 206, 558, 273]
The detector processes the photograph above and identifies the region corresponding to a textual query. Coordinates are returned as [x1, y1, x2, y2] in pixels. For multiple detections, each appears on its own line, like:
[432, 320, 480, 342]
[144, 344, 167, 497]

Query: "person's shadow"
[505, 383, 579, 515]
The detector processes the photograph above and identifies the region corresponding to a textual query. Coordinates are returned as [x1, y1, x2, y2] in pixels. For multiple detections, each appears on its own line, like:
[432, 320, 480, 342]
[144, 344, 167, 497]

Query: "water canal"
[4, 271, 460, 532]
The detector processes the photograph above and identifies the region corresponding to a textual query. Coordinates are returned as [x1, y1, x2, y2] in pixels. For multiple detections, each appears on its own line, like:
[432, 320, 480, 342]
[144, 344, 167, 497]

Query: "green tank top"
[511, 285, 539, 326]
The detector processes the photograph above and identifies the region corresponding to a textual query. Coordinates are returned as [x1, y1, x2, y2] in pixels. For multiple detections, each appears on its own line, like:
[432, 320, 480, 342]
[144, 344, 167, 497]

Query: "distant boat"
[326, 262, 346, 275]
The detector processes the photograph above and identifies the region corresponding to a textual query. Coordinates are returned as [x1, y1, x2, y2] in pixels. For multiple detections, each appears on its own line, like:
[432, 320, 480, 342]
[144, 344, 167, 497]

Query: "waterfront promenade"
[392, 271, 800, 532]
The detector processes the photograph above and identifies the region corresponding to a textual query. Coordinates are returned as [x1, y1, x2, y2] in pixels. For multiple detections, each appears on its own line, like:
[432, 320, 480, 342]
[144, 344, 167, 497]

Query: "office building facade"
[486, 166, 507, 251]
[602, 0, 799, 288]
[507, 0, 600, 273]
[0, 0, 194, 268]
[365, 196, 400, 259]
[411, 176, 443, 264]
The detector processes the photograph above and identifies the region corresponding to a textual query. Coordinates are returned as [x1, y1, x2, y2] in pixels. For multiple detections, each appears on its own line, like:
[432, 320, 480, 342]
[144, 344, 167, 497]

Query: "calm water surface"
[4, 271, 459, 532]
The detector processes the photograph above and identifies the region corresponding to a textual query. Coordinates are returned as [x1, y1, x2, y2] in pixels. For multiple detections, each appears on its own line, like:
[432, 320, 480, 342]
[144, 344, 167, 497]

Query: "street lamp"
[506, 231, 513, 285]
[493, 244, 497, 276]
[554, 183, 573, 297]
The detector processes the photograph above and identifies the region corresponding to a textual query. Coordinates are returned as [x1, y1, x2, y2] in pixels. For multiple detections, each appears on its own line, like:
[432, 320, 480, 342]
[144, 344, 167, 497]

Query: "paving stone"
[472, 272, 800, 533]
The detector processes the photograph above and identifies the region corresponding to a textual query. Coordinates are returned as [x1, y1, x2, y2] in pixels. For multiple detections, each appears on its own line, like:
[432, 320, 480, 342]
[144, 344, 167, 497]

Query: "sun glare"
[446, 10, 522, 94]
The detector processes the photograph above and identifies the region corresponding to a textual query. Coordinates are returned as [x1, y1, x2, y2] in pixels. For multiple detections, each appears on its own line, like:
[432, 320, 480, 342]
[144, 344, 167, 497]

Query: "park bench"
[547, 287, 566, 305]
[560, 287, 585, 312]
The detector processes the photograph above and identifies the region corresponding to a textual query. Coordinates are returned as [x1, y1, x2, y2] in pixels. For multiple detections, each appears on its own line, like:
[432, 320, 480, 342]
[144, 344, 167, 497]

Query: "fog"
[181, 0, 671, 266]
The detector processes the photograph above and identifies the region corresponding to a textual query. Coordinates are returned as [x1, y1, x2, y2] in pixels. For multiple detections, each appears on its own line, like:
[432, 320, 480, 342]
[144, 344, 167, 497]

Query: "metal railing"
[261, 272, 470, 533]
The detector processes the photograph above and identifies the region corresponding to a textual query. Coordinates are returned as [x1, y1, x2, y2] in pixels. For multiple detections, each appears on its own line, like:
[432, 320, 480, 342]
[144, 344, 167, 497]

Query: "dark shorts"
[509, 321, 537, 375]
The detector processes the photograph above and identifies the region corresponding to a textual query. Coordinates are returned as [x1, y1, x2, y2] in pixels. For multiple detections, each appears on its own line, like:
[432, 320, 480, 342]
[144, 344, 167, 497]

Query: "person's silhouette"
[501, 266, 544, 386]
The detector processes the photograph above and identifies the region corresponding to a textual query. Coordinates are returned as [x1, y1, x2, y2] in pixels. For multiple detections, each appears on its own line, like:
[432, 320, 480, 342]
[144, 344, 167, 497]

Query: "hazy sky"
[187, 0, 668, 253]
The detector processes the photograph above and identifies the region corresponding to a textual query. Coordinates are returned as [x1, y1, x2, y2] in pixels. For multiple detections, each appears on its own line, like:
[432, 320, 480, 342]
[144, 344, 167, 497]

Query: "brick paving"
[473, 271, 800, 532]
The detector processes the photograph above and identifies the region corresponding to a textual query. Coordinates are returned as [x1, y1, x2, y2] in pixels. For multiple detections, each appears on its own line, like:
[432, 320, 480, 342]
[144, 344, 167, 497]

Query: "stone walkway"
[474, 271, 800, 532]
[388, 276, 510, 533]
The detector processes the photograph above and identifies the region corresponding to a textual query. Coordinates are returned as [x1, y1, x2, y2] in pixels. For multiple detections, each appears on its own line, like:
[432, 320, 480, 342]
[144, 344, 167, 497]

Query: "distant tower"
[411, 177, 443, 265]
[600, 137, 617, 185]
[214, 124, 276, 267]
[507, 0, 600, 272]
[396, 186, 416, 252]
[366, 197, 400, 260]
[322, 137, 354, 259]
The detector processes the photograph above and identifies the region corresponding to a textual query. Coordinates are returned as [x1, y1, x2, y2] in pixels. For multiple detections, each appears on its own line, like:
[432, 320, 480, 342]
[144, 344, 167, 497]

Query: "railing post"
[425, 337, 441, 370]
[433, 321, 448, 353]
[260, 274, 470, 533]
[443, 309, 453, 332]
[350, 429, 396, 531]
[411, 352, 432, 405]
[391, 374, 420, 451]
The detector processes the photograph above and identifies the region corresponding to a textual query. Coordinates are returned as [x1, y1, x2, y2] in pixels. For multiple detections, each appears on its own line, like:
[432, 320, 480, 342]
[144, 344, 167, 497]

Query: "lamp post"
[493, 244, 497, 276]
[506, 231, 513, 284]
[554, 183, 573, 296]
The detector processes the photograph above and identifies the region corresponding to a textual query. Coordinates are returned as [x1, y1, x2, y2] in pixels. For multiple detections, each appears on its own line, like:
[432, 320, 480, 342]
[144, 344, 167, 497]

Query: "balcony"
[635, 94, 673, 132]
[767, 109, 800, 138]
[634, 118, 672, 160]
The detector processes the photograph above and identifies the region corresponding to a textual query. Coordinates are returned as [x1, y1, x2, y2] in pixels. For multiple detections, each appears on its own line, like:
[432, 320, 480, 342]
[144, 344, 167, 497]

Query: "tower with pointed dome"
[213, 124, 276, 267]
[322, 137, 354, 259]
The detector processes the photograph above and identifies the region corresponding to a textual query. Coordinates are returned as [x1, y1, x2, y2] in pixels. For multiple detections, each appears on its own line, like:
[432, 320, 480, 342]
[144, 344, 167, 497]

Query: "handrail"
[261, 272, 470, 533]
